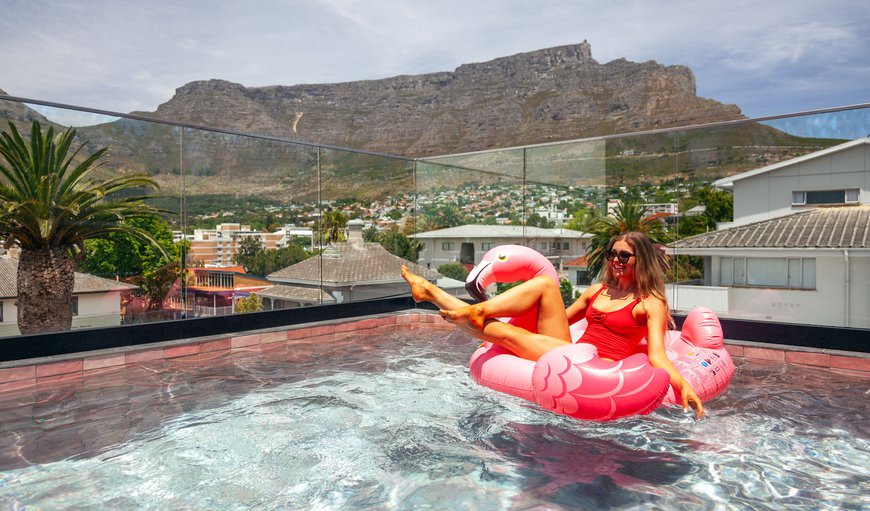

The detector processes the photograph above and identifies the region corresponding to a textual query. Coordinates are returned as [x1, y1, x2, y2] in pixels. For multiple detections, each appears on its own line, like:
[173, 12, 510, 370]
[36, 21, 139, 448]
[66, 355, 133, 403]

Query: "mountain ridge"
[135, 40, 744, 157]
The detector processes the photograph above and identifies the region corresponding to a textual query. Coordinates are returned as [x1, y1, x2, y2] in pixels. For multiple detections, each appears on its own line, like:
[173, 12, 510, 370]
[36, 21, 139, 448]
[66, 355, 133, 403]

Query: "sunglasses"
[604, 249, 634, 264]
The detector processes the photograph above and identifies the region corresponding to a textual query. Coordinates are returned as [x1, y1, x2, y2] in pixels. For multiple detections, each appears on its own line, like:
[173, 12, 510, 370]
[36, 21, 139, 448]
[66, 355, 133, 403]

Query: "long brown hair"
[602, 231, 672, 323]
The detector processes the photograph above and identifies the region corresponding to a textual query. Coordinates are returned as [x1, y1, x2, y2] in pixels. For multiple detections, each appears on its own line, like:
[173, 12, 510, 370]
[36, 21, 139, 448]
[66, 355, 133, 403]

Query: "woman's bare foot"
[401, 265, 436, 303]
[439, 304, 487, 330]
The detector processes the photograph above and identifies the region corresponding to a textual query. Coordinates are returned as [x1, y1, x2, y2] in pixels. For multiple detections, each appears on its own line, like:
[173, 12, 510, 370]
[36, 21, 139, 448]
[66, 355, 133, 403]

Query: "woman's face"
[607, 239, 636, 279]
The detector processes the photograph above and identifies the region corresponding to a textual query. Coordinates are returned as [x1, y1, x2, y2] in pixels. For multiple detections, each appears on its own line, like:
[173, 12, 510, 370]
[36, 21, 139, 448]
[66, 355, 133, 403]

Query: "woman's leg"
[439, 275, 570, 341]
[478, 319, 571, 360]
[402, 266, 571, 360]
[402, 265, 469, 310]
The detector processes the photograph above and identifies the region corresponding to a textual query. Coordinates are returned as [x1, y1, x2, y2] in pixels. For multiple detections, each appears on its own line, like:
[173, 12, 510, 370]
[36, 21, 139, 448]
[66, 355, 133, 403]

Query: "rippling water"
[0, 329, 867, 510]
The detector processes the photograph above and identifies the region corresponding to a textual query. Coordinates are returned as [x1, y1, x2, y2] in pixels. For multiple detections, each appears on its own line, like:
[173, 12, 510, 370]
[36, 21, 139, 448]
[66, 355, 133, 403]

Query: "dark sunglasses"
[604, 249, 634, 264]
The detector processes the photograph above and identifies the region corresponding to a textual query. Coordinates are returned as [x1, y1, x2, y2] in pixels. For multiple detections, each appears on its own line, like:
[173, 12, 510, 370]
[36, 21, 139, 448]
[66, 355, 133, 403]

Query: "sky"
[1, 0, 869, 136]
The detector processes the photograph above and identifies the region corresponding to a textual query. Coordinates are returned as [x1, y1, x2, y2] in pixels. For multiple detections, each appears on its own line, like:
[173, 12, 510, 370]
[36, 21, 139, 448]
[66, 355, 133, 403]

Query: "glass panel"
[0, 100, 184, 335]
[668, 106, 869, 327]
[802, 259, 816, 290]
[318, 148, 415, 304]
[734, 258, 746, 286]
[788, 258, 802, 288]
[720, 257, 733, 286]
[747, 258, 787, 287]
[413, 154, 525, 300]
[178, 127, 319, 315]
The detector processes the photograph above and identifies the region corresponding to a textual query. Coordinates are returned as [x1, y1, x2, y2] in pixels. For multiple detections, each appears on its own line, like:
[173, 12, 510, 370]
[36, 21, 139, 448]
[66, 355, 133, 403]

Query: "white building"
[714, 138, 868, 229]
[0, 257, 138, 336]
[188, 223, 314, 267]
[411, 224, 591, 270]
[667, 138, 870, 328]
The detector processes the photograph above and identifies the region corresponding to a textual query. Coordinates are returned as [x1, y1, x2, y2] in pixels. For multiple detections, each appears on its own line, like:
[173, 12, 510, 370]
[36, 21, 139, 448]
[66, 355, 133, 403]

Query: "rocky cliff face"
[142, 41, 743, 157]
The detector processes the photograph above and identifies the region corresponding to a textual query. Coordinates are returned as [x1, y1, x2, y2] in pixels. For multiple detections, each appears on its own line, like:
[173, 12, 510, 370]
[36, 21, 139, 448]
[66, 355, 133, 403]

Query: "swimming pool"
[0, 327, 867, 510]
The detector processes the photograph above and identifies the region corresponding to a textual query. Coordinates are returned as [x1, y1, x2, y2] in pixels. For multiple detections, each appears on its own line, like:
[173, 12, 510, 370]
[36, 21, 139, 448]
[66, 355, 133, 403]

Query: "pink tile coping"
[0, 311, 867, 394]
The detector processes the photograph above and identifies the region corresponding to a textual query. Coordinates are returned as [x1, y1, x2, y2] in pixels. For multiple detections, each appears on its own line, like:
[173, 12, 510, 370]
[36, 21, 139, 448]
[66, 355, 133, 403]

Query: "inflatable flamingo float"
[466, 245, 734, 421]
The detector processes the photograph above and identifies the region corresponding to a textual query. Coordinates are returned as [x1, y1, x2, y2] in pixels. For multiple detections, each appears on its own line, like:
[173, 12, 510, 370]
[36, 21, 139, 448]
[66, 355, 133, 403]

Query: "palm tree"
[321, 209, 348, 243]
[582, 199, 671, 279]
[0, 121, 168, 333]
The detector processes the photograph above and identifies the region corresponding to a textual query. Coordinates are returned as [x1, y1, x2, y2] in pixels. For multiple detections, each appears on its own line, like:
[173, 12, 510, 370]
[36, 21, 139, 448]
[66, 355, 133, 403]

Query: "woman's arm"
[641, 297, 705, 419]
[565, 283, 602, 325]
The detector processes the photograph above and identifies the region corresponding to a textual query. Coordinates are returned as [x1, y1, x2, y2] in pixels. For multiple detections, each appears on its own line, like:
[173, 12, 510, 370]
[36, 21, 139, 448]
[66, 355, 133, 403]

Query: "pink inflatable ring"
[465, 245, 734, 421]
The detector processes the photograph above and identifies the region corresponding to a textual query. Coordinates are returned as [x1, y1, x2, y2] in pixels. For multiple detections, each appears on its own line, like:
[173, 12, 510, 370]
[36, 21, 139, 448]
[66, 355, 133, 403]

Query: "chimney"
[347, 219, 366, 249]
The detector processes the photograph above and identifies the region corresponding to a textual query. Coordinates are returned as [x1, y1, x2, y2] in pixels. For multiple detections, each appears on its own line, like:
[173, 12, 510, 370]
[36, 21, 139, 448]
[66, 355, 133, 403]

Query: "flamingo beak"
[465, 260, 492, 302]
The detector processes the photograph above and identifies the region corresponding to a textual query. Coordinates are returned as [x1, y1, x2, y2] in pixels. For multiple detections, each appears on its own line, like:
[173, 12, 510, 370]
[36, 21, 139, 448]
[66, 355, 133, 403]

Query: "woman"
[402, 231, 704, 418]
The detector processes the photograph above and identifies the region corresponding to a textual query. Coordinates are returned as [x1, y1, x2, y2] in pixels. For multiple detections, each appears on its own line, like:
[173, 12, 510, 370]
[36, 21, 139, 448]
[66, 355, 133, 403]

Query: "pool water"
[0, 328, 867, 510]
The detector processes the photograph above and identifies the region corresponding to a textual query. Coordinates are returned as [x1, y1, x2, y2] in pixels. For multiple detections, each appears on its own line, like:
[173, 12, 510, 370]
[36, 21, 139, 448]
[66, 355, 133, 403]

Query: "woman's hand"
[679, 379, 705, 419]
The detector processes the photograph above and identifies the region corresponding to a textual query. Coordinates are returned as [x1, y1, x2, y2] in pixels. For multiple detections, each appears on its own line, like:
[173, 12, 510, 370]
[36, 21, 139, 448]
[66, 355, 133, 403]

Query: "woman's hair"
[602, 231, 672, 324]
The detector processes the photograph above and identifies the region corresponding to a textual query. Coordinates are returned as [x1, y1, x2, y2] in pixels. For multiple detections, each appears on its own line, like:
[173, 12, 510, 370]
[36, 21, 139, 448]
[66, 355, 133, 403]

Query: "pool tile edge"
[0, 311, 867, 394]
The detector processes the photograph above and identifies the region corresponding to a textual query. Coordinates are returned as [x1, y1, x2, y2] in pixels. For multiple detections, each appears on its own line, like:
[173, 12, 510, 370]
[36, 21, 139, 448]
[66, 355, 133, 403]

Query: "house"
[162, 266, 274, 317]
[267, 221, 452, 303]
[411, 224, 591, 270]
[0, 256, 138, 336]
[564, 255, 592, 287]
[666, 138, 870, 328]
[713, 138, 869, 228]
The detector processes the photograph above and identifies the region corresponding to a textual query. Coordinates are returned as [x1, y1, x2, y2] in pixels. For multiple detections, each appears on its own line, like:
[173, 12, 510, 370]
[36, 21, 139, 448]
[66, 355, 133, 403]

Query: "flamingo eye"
[497, 253, 508, 261]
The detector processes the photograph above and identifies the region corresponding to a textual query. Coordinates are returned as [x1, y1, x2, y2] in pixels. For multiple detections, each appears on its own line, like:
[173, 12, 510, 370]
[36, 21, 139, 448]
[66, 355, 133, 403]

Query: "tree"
[78, 216, 177, 279]
[437, 262, 469, 281]
[244, 244, 310, 277]
[378, 227, 421, 262]
[77, 216, 179, 310]
[321, 209, 348, 243]
[235, 236, 264, 270]
[235, 293, 263, 313]
[0, 121, 167, 333]
[581, 199, 671, 280]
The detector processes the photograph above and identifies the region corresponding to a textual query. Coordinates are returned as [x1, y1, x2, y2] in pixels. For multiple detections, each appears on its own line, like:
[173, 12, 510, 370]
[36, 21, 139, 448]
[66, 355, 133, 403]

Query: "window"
[481, 242, 495, 251]
[441, 242, 455, 251]
[0, 302, 3, 322]
[540, 243, 548, 250]
[792, 189, 860, 206]
[70, 296, 79, 316]
[562, 242, 570, 250]
[720, 256, 815, 289]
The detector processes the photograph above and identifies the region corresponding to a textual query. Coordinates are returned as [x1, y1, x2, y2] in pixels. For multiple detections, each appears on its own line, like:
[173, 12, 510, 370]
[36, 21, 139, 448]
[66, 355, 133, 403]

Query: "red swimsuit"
[580, 285, 647, 360]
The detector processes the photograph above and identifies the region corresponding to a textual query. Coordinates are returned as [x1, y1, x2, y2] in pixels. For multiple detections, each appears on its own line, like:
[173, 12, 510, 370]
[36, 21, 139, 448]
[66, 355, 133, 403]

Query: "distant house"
[162, 266, 274, 317]
[0, 257, 138, 336]
[411, 224, 591, 270]
[268, 221, 448, 303]
[564, 255, 592, 287]
[667, 138, 870, 328]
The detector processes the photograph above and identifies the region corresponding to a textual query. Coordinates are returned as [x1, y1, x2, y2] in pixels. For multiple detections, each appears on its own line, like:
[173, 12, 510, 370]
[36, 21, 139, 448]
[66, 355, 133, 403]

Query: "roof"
[257, 285, 336, 303]
[713, 138, 870, 189]
[0, 257, 139, 299]
[267, 242, 439, 285]
[411, 224, 590, 239]
[564, 256, 588, 267]
[667, 205, 870, 251]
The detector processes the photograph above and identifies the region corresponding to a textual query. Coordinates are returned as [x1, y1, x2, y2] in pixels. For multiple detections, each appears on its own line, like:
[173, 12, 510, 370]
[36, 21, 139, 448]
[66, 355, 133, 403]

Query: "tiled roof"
[411, 224, 590, 239]
[668, 205, 870, 250]
[257, 285, 336, 303]
[564, 256, 588, 267]
[267, 243, 440, 285]
[0, 257, 138, 299]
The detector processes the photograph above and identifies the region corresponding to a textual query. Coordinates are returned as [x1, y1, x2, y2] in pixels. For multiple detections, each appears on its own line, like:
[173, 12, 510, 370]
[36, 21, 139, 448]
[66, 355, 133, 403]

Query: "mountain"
[137, 41, 744, 157]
